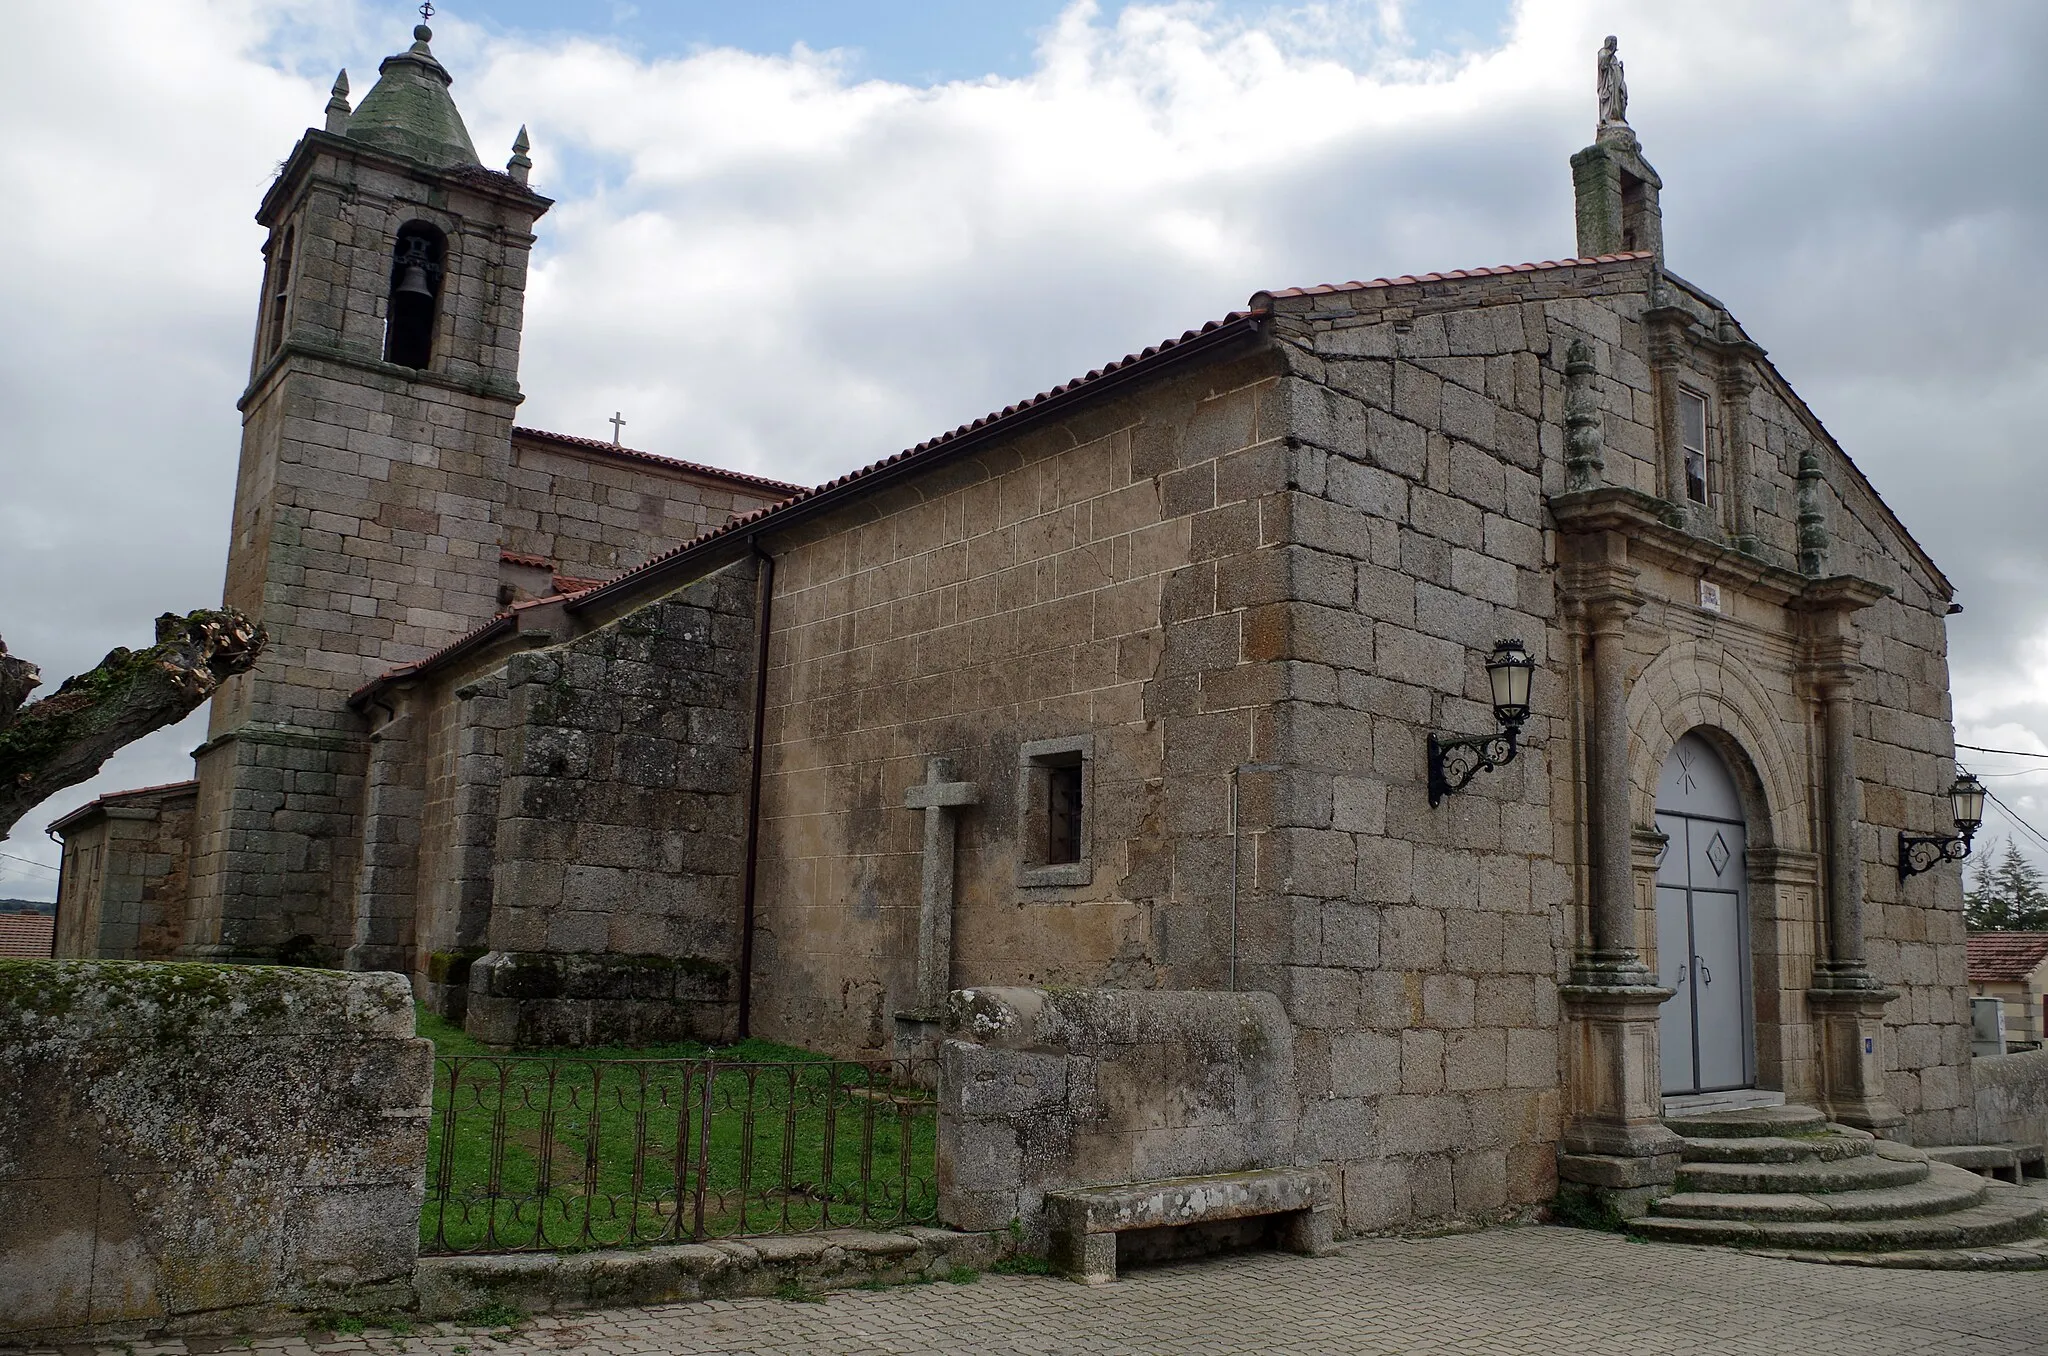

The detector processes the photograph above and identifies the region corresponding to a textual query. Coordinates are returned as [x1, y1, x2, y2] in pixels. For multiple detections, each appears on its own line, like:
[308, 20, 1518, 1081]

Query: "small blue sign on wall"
[1864, 1037, 1874, 1054]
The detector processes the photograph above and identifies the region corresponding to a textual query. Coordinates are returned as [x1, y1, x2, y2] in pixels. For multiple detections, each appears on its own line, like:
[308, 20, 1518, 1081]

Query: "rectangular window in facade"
[1679, 389, 1709, 506]
[1017, 734, 1092, 888]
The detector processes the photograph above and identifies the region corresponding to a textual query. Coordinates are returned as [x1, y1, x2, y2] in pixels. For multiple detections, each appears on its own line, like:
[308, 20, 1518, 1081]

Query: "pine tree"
[1965, 840, 2048, 931]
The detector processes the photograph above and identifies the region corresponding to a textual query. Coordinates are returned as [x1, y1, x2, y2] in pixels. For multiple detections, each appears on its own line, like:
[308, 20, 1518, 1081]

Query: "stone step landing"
[1626, 1104, 2048, 1269]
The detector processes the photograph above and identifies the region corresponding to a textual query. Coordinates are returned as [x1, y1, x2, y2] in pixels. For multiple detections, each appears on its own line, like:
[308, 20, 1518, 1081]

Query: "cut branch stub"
[0, 608, 266, 839]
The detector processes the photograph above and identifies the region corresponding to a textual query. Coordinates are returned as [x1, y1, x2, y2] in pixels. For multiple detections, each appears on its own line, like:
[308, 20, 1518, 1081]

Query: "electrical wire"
[1959, 742, 2048, 760]
[1983, 787, 2048, 856]
[0, 851, 59, 874]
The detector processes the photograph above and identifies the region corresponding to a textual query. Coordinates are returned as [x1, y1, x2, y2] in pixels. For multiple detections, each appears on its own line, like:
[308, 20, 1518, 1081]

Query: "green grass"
[418, 1006, 938, 1254]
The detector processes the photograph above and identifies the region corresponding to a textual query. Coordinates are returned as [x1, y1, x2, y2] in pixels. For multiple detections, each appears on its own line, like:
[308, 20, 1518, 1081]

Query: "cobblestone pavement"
[38, 1227, 2048, 1356]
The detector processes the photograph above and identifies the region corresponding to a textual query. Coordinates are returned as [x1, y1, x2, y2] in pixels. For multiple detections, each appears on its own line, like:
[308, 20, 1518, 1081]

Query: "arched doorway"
[1655, 732, 1755, 1095]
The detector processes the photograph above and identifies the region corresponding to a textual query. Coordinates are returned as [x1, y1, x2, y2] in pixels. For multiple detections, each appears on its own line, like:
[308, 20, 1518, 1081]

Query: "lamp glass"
[1486, 639, 1533, 725]
[1950, 772, 1986, 832]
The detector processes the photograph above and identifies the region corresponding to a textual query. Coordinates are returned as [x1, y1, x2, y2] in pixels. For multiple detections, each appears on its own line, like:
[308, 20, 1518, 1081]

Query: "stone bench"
[1925, 1142, 2046, 1184]
[1045, 1167, 1334, 1284]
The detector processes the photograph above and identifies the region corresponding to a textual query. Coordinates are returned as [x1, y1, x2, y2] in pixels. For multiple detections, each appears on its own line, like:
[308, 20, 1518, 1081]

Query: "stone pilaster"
[345, 707, 423, 975]
[1557, 547, 1681, 1204]
[1798, 580, 1905, 1135]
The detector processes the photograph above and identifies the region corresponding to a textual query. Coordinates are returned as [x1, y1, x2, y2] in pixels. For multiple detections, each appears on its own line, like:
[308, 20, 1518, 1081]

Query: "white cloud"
[3, 0, 2046, 892]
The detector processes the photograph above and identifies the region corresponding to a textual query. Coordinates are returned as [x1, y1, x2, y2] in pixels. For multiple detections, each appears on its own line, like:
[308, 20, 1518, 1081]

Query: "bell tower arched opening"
[384, 221, 446, 370]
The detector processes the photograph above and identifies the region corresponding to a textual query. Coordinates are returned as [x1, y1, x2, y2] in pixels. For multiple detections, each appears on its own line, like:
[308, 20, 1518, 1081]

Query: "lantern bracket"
[1428, 725, 1523, 807]
[1897, 826, 1976, 881]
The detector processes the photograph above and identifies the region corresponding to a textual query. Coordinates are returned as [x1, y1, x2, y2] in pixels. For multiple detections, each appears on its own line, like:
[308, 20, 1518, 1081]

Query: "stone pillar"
[1805, 654, 1905, 1135]
[1717, 348, 1758, 549]
[344, 708, 423, 975]
[895, 757, 980, 1060]
[1559, 567, 1681, 1210]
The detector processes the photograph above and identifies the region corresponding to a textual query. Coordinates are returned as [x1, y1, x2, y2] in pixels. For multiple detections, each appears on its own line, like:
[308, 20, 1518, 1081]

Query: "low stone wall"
[0, 961, 433, 1344]
[415, 1227, 1006, 1317]
[1973, 1048, 2048, 1147]
[938, 986, 1301, 1247]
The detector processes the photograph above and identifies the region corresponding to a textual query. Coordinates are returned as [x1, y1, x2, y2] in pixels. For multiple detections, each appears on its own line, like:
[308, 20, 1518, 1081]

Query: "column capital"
[1560, 560, 1643, 632]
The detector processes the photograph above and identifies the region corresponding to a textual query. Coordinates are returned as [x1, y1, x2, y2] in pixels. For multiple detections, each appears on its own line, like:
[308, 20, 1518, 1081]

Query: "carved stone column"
[1557, 547, 1682, 1208]
[1798, 578, 1904, 1135]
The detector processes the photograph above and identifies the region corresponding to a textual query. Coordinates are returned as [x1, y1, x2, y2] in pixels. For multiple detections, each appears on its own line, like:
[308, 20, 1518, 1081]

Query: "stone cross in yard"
[902, 756, 979, 1016]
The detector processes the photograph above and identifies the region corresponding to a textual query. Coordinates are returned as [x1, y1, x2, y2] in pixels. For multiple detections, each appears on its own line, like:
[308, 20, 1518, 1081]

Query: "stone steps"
[1652, 1162, 1987, 1222]
[1621, 1102, 2048, 1269]
[1677, 1131, 1875, 1165]
[1632, 1186, 2048, 1253]
[1674, 1144, 1929, 1196]
[1664, 1104, 1831, 1139]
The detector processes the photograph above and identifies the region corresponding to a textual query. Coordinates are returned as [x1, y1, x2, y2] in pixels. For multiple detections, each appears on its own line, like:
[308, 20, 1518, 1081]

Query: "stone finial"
[1563, 338, 1605, 492]
[1797, 444, 1830, 576]
[324, 70, 351, 133]
[507, 125, 533, 185]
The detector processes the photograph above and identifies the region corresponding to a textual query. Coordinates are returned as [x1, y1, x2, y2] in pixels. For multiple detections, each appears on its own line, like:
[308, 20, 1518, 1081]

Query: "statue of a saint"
[1597, 35, 1628, 127]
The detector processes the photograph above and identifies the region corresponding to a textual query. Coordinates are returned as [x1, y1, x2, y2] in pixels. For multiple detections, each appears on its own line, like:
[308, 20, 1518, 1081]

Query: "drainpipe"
[736, 541, 775, 1038]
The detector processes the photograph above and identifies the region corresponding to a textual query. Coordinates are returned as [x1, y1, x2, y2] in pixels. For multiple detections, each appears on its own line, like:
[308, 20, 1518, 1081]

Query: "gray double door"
[1655, 733, 1755, 1096]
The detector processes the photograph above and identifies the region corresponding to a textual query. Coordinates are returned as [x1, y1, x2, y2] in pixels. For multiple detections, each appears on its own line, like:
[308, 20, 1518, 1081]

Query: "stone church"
[53, 23, 1984, 1232]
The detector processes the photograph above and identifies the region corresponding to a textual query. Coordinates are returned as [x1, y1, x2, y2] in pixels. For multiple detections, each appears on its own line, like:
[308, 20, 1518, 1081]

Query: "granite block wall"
[748, 344, 1288, 1055]
[469, 558, 761, 1045]
[0, 961, 432, 1343]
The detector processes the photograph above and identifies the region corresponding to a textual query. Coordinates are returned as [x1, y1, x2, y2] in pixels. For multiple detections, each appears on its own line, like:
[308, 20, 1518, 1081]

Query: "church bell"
[393, 261, 435, 301]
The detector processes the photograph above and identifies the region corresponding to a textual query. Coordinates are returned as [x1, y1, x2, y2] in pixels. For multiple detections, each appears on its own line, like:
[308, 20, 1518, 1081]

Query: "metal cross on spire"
[609, 411, 627, 445]
[419, 2, 435, 21]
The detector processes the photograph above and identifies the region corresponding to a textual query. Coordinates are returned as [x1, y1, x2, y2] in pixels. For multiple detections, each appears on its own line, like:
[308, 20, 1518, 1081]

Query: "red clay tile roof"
[500, 548, 552, 569]
[513, 427, 806, 497]
[1969, 932, 2048, 984]
[351, 309, 1263, 703]
[0, 912, 54, 958]
[1258, 252, 1654, 299]
[566, 311, 1261, 615]
[551, 574, 608, 595]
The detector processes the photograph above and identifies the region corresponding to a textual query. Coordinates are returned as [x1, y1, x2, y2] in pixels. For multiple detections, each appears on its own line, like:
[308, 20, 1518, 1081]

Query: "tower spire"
[342, 13, 481, 167]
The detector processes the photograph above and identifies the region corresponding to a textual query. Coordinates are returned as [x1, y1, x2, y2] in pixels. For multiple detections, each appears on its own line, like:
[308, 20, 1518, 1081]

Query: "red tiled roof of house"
[500, 548, 552, 569]
[1257, 251, 1655, 299]
[0, 912, 54, 958]
[513, 427, 807, 497]
[1969, 932, 2048, 984]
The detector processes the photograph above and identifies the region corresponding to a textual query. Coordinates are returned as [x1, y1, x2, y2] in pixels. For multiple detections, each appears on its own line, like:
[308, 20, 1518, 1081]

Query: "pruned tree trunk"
[0, 609, 266, 838]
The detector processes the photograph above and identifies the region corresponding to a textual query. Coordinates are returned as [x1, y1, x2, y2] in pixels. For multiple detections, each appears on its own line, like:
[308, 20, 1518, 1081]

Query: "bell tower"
[183, 19, 551, 962]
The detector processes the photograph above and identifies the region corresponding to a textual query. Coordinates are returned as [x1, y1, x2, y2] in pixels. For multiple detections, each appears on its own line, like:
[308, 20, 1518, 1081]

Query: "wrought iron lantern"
[1897, 770, 1985, 880]
[1428, 638, 1535, 806]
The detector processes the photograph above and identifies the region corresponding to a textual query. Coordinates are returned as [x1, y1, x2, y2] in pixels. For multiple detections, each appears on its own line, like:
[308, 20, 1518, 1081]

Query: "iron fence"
[422, 1054, 939, 1254]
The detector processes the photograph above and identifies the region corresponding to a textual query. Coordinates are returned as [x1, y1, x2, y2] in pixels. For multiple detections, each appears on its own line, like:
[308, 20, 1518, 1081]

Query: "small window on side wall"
[1679, 389, 1710, 506]
[385, 221, 447, 370]
[1017, 734, 1092, 888]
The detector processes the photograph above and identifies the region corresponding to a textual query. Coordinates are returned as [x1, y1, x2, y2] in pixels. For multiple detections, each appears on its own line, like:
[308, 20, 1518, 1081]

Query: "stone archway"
[1625, 640, 1820, 1104]
[1655, 732, 1754, 1095]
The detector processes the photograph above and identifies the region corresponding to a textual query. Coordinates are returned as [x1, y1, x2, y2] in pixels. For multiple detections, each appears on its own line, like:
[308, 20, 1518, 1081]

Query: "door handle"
[1695, 956, 1712, 987]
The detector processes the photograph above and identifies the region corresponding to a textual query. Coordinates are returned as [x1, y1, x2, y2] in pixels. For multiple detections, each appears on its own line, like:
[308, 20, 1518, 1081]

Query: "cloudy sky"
[3, 0, 2046, 899]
